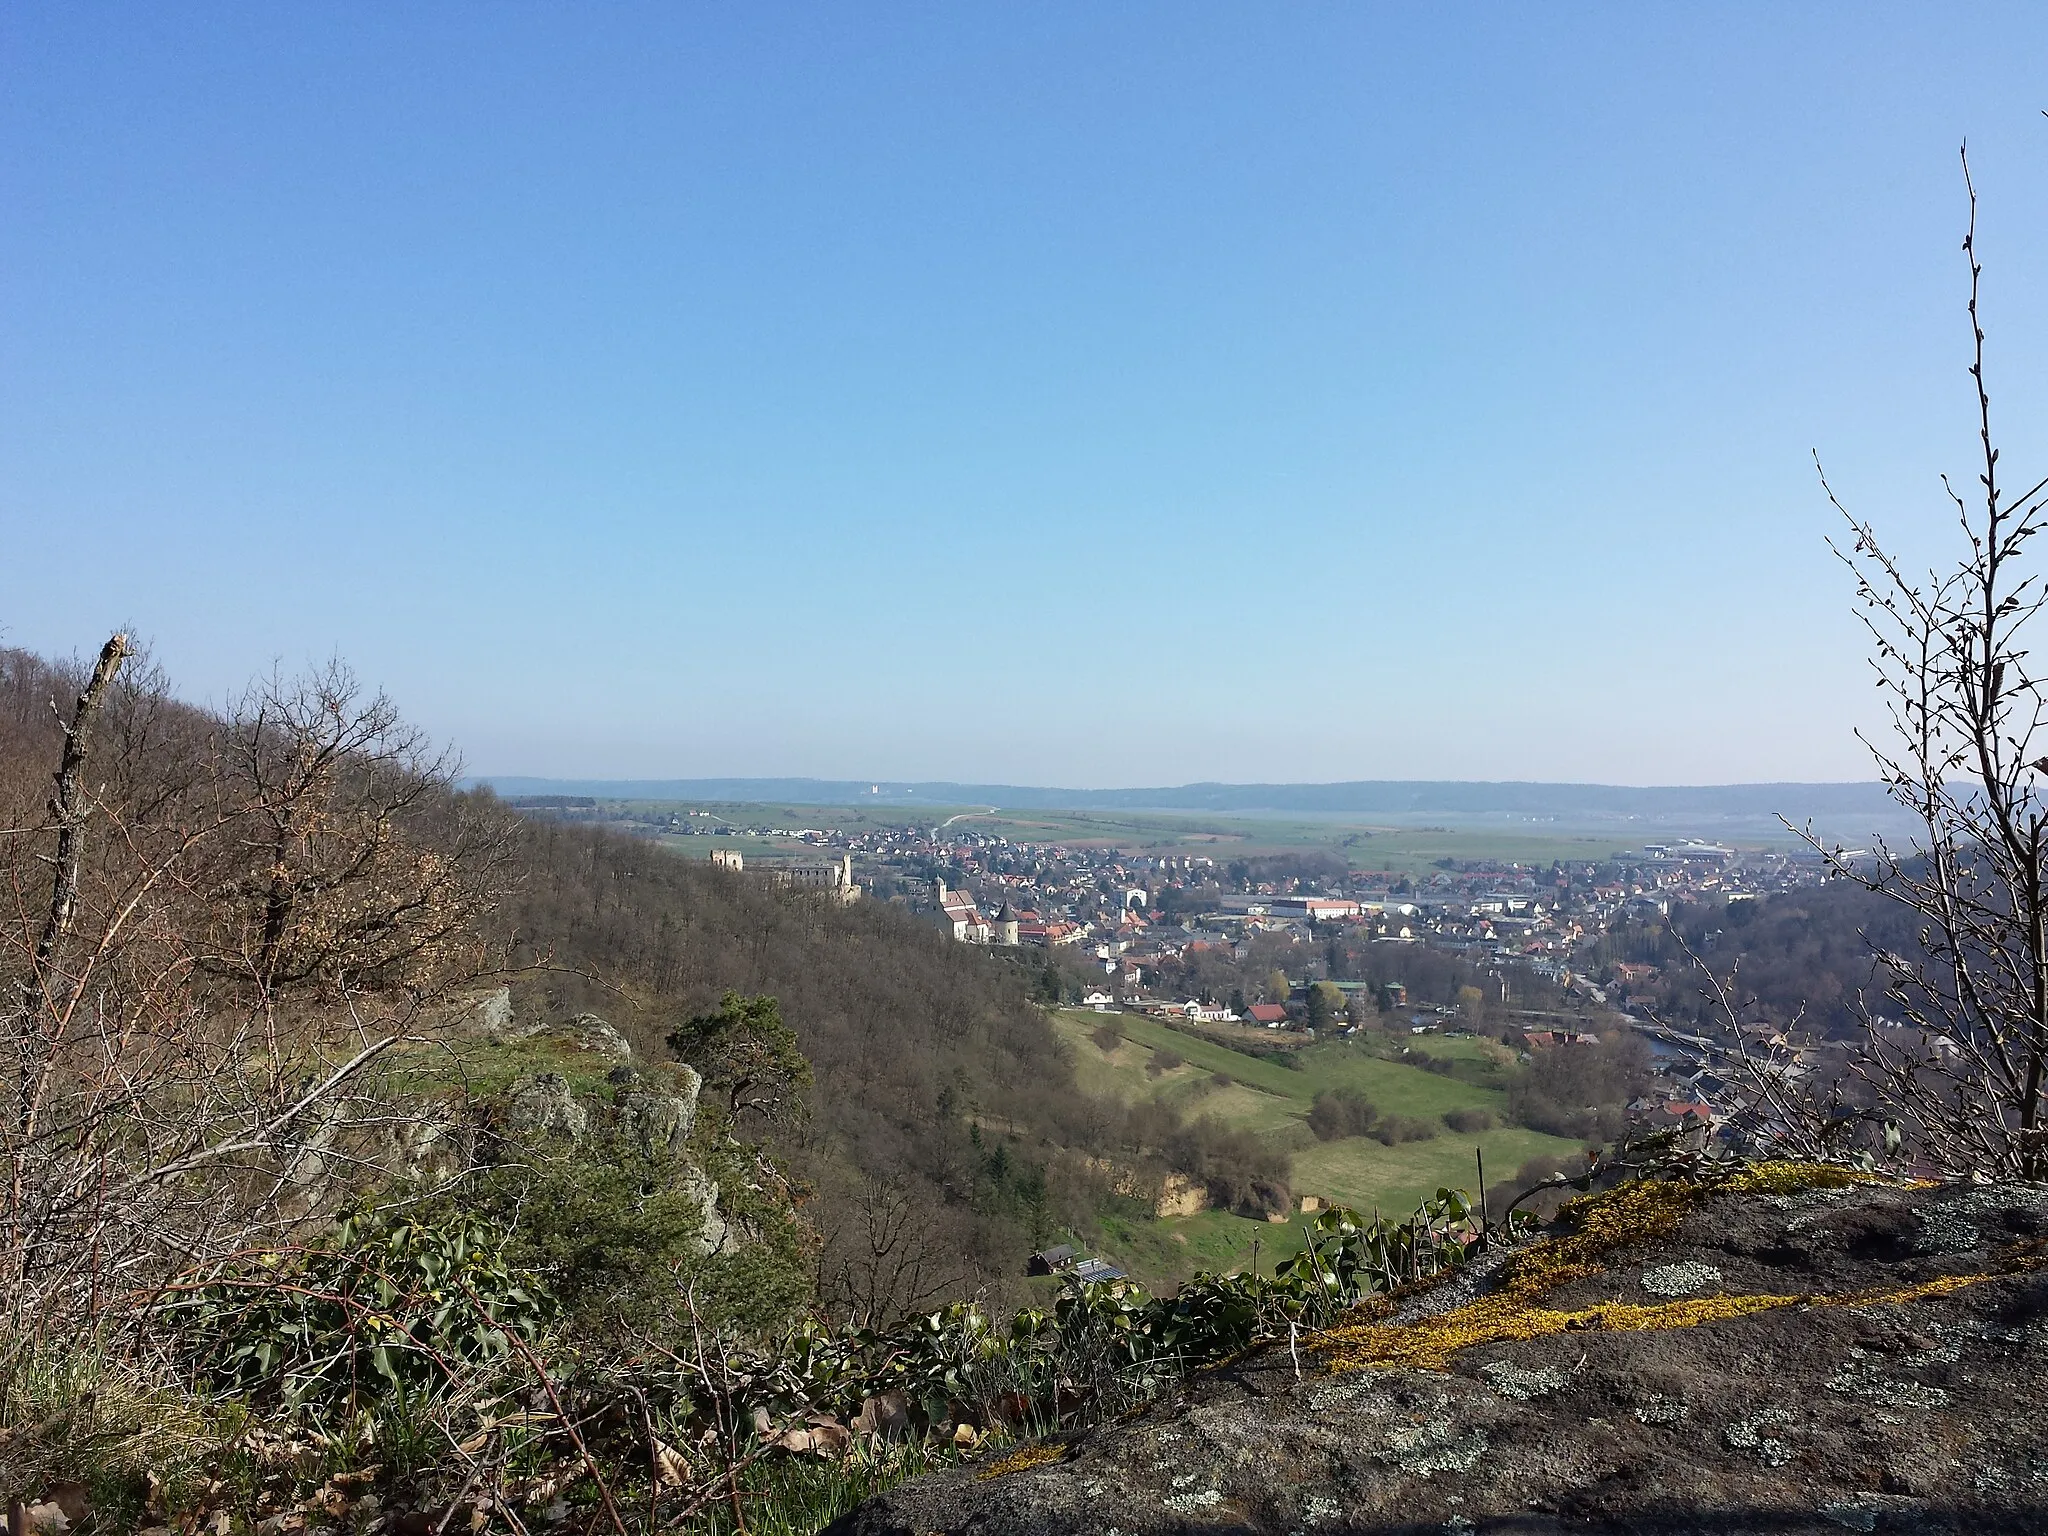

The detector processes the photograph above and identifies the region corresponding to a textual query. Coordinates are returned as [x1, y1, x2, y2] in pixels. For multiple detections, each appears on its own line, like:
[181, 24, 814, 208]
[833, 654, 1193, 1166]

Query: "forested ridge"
[494, 816, 1110, 1309]
[0, 641, 1282, 1332]
[0, 637, 1439, 1532]
[1598, 881, 1926, 1035]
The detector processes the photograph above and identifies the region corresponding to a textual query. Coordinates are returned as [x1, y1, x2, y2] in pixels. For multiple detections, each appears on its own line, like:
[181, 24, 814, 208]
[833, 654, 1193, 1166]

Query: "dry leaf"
[42, 1485, 90, 1526]
[851, 1390, 911, 1440]
[305, 1486, 348, 1518]
[988, 1391, 1031, 1428]
[808, 1421, 851, 1457]
[516, 1476, 561, 1510]
[650, 1439, 688, 1489]
[18, 1501, 71, 1535]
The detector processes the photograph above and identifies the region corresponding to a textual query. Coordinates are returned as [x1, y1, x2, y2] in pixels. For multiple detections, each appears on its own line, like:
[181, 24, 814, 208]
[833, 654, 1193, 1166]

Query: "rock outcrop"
[620, 1063, 703, 1156]
[504, 1070, 589, 1141]
[457, 990, 632, 1064]
[558, 1011, 634, 1062]
[449, 992, 737, 1260]
[830, 1171, 2048, 1535]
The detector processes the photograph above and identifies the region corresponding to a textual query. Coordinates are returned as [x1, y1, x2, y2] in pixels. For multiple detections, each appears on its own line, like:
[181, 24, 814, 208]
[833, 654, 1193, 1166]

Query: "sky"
[5, 5, 2048, 787]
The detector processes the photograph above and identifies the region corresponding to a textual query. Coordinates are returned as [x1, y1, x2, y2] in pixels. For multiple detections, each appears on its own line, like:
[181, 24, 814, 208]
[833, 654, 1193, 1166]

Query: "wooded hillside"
[493, 817, 1107, 1312]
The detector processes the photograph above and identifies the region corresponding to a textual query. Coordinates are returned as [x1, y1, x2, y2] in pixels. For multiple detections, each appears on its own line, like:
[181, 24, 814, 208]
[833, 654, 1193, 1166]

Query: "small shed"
[1026, 1245, 1078, 1277]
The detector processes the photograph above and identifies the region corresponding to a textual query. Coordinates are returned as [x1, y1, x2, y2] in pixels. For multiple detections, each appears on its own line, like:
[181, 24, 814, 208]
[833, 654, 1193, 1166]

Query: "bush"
[1484, 1154, 1584, 1224]
[1306, 1087, 1378, 1141]
[1442, 1107, 1494, 1133]
[447, 1128, 810, 1340]
[1369, 1115, 1439, 1145]
[1162, 1116, 1291, 1218]
[1505, 1035, 1651, 1140]
[1091, 1022, 1122, 1052]
[157, 1207, 552, 1408]
[1145, 1047, 1184, 1078]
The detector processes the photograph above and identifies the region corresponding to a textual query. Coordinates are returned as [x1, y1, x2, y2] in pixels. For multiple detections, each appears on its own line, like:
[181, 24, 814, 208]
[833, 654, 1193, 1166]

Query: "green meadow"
[1051, 1008, 1583, 1284]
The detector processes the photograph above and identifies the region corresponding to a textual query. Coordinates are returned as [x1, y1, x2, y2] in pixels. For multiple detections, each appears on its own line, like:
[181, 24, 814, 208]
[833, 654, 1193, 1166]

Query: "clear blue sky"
[6, 5, 2048, 786]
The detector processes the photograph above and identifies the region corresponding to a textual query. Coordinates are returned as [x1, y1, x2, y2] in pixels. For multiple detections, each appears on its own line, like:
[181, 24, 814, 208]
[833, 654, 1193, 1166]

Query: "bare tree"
[815, 1175, 971, 1329]
[1797, 146, 2048, 1179]
[0, 642, 517, 1339]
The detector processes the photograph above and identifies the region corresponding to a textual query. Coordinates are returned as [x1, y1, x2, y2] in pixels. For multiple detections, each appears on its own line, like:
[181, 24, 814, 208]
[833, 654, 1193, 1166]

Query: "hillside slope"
[494, 817, 1103, 1308]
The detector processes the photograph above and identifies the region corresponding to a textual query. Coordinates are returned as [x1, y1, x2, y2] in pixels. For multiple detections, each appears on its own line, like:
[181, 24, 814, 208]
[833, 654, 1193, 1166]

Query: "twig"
[458, 1277, 629, 1536]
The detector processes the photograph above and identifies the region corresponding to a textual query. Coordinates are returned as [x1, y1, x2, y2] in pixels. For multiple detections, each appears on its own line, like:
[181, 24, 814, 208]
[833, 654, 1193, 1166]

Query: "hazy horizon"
[473, 773, 1891, 794]
[8, 6, 2048, 784]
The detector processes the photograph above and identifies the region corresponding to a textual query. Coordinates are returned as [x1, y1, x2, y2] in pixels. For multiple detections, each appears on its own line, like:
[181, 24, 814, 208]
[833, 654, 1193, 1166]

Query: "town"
[513, 795, 1848, 1135]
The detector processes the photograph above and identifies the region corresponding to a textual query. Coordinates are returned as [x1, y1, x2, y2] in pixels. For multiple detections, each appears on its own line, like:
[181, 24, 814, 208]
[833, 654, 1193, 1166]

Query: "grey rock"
[469, 986, 515, 1038]
[620, 1064, 702, 1158]
[505, 1072, 588, 1142]
[559, 1012, 633, 1062]
[677, 1166, 734, 1257]
[829, 1178, 2048, 1535]
[279, 1102, 349, 1194]
[386, 1108, 471, 1184]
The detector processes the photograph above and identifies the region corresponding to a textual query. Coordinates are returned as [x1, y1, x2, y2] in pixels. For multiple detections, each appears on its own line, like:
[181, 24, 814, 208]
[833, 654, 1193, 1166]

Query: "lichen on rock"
[827, 1172, 2048, 1535]
[1641, 1259, 1722, 1296]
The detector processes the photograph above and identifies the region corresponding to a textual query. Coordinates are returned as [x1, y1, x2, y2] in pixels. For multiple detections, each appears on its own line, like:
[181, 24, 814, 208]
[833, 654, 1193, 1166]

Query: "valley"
[1048, 1008, 1584, 1285]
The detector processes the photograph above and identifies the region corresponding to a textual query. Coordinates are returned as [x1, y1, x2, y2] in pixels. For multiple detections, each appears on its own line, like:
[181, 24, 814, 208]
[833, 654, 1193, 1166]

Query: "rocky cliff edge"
[829, 1168, 2048, 1535]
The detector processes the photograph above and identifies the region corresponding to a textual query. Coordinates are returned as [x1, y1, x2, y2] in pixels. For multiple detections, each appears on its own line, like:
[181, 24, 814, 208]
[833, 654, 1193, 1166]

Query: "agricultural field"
[937, 810, 1638, 874]
[1051, 1008, 1584, 1284]
[579, 798, 1647, 874]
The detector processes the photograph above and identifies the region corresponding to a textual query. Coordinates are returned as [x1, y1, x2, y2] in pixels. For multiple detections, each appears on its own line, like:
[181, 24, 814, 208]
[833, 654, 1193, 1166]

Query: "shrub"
[1091, 1022, 1122, 1052]
[1163, 1115, 1291, 1217]
[1369, 1115, 1439, 1145]
[1145, 1047, 1184, 1078]
[1442, 1107, 1495, 1133]
[1307, 1087, 1378, 1141]
[157, 1207, 551, 1408]
[1484, 1154, 1583, 1223]
[447, 1128, 809, 1340]
[1505, 1035, 1649, 1140]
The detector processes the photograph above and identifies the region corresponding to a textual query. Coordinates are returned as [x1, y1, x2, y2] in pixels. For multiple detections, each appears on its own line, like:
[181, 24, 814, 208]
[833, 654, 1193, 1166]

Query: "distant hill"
[473, 775, 1903, 830]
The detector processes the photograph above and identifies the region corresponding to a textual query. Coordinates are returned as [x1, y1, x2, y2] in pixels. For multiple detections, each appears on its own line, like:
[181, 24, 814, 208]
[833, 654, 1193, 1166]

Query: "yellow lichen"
[1317, 1166, 2015, 1375]
[1321, 1287, 1799, 1373]
[1322, 1259, 2046, 1374]
[1722, 1162, 1870, 1197]
[977, 1442, 1066, 1480]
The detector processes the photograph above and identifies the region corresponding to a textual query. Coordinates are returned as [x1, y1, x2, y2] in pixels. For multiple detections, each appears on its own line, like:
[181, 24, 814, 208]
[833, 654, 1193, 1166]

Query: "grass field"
[1052, 1008, 1584, 1282]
